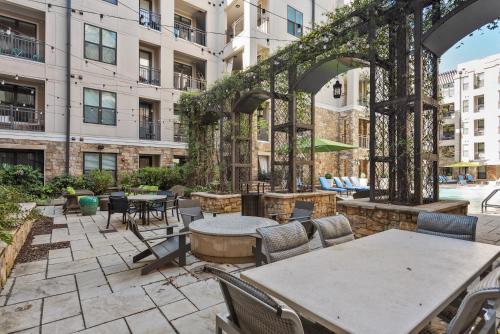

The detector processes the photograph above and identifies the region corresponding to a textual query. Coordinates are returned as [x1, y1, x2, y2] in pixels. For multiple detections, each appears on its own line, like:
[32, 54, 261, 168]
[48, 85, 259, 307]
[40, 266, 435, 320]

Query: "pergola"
[180, 0, 500, 205]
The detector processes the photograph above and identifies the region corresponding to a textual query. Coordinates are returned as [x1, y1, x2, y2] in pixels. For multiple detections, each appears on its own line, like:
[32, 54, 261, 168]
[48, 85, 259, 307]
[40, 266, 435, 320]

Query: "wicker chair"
[313, 214, 355, 248]
[422, 267, 500, 334]
[416, 212, 477, 241]
[256, 221, 310, 264]
[206, 266, 333, 334]
[268, 201, 316, 240]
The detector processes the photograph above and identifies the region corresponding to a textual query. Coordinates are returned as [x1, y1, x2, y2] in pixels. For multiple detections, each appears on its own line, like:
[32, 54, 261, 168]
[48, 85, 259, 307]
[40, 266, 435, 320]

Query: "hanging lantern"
[333, 80, 342, 99]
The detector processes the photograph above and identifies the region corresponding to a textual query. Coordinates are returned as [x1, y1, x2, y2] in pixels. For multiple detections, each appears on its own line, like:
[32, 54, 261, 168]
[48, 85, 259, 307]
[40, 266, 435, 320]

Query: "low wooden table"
[241, 229, 500, 334]
[189, 215, 278, 264]
[128, 194, 166, 225]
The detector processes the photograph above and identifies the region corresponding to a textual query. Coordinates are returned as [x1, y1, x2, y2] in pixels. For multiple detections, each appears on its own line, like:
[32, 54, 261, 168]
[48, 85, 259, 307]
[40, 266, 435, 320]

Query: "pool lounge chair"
[466, 174, 475, 183]
[341, 176, 368, 191]
[319, 177, 348, 196]
[350, 176, 365, 187]
[332, 177, 354, 195]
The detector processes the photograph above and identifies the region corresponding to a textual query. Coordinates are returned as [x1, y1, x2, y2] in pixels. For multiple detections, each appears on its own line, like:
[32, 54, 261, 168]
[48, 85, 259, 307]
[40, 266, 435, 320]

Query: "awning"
[443, 161, 481, 168]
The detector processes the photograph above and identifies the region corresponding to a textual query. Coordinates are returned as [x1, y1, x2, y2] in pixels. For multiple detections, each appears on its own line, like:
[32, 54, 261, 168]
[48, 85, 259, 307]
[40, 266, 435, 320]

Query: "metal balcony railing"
[474, 129, 484, 136]
[0, 32, 44, 62]
[474, 153, 485, 160]
[173, 72, 206, 91]
[358, 135, 369, 148]
[0, 105, 44, 131]
[139, 66, 161, 86]
[174, 21, 206, 46]
[440, 134, 455, 140]
[139, 121, 161, 140]
[139, 9, 161, 31]
[257, 10, 269, 33]
[475, 104, 484, 113]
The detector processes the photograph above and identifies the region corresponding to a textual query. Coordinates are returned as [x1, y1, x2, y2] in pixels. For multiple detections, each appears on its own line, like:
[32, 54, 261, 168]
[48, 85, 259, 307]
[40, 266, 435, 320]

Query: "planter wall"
[337, 199, 469, 238]
[191, 192, 242, 213]
[0, 203, 36, 289]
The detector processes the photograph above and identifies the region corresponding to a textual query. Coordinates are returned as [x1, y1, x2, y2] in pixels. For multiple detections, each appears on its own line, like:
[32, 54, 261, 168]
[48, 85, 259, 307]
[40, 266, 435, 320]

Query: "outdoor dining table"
[127, 194, 166, 225]
[240, 229, 500, 334]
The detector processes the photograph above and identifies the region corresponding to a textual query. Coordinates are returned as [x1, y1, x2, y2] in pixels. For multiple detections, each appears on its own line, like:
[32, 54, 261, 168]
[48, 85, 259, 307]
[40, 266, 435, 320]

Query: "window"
[478, 166, 486, 179]
[441, 124, 454, 140]
[474, 72, 484, 89]
[462, 77, 469, 90]
[173, 103, 187, 142]
[0, 15, 37, 39]
[83, 88, 116, 125]
[462, 100, 469, 113]
[0, 83, 35, 108]
[258, 155, 270, 181]
[0, 149, 44, 174]
[83, 152, 117, 182]
[474, 119, 484, 136]
[442, 104, 454, 118]
[442, 82, 454, 98]
[84, 24, 117, 65]
[474, 142, 485, 160]
[462, 123, 469, 135]
[103, 0, 117, 4]
[287, 6, 303, 37]
[474, 95, 484, 113]
[440, 145, 455, 158]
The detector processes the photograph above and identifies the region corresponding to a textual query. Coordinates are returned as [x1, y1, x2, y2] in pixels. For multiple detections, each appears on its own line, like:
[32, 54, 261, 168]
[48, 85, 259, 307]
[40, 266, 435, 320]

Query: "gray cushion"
[257, 221, 310, 263]
[416, 212, 477, 241]
[313, 215, 354, 248]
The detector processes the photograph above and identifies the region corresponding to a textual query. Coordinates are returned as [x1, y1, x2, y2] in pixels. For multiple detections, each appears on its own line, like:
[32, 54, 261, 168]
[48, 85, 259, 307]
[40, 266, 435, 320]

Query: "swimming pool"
[439, 185, 500, 213]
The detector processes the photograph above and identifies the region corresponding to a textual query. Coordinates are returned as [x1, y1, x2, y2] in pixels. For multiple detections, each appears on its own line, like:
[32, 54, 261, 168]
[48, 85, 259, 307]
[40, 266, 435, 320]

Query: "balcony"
[139, 66, 160, 86]
[227, 16, 244, 43]
[139, 121, 161, 140]
[174, 72, 206, 91]
[0, 33, 44, 62]
[257, 9, 269, 34]
[440, 134, 455, 141]
[0, 105, 44, 131]
[174, 122, 188, 143]
[139, 9, 161, 31]
[358, 135, 369, 148]
[475, 104, 484, 113]
[174, 21, 206, 46]
[474, 153, 485, 160]
[474, 129, 484, 136]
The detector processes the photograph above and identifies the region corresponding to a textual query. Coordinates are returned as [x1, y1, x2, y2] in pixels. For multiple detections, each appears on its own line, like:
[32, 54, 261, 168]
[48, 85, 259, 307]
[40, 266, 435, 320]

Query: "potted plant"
[83, 170, 113, 211]
[359, 172, 368, 187]
[324, 173, 334, 187]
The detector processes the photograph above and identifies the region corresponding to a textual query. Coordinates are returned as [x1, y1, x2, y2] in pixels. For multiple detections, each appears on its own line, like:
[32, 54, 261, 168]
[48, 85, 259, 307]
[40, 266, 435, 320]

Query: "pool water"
[439, 185, 500, 213]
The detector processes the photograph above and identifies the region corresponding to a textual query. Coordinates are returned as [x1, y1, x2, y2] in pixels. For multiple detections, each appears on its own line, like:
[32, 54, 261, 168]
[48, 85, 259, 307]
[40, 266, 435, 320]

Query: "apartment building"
[0, 0, 370, 183]
[438, 53, 500, 180]
[0, 0, 224, 181]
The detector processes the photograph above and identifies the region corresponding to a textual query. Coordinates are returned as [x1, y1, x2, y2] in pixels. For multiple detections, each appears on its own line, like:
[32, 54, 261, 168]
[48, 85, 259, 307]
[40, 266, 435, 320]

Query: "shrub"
[0, 185, 34, 244]
[119, 165, 186, 190]
[82, 170, 113, 195]
[45, 174, 85, 197]
[0, 164, 44, 198]
[325, 173, 333, 179]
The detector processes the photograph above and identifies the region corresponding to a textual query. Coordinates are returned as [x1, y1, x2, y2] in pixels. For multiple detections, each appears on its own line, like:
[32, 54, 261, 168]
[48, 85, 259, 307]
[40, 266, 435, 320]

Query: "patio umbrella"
[444, 161, 481, 168]
[312, 138, 358, 152]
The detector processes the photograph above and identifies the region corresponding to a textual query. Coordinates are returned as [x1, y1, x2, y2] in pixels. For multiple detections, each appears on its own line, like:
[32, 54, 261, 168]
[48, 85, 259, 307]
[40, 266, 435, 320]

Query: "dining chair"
[106, 195, 137, 229]
[150, 190, 177, 224]
[422, 267, 500, 334]
[268, 201, 316, 240]
[416, 212, 477, 241]
[313, 214, 355, 248]
[206, 266, 333, 334]
[256, 221, 310, 264]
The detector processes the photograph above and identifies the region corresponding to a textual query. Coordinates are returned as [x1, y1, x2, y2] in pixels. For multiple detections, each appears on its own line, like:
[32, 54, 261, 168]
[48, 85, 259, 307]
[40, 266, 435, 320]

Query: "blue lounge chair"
[342, 176, 368, 191]
[319, 177, 348, 196]
[332, 177, 355, 195]
[350, 176, 364, 187]
[466, 174, 475, 183]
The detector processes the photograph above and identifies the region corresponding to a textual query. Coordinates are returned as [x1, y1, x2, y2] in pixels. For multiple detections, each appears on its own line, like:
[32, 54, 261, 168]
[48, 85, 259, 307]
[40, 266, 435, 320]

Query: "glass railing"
[0, 105, 44, 131]
[139, 121, 161, 140]
[0, 32, 44, 62]
[174, 21, 206, 46]
[173, 72, 206, 91]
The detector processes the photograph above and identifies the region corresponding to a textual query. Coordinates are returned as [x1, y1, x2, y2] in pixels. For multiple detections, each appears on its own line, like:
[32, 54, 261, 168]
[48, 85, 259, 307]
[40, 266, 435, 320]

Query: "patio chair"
[206, 266, 334, 334]
[466, 174, 475, 183]
[150, 190, 177, 224]
[127, 214, 190, 275]
[332, 177, 354, 195]
[422, 267, 500, 334]
[256, 221, 310, 264]
[110, 191, 126, 197]
[349, 176, 362, 187]
[341, 176, 368, 191]
[106, 195, 138, 229]
[169, 185, 187, 219]
[319, 177, 348, 196]
[416, 212, 477, 242]
[268, 201, 316, 240]
[313, 214, 355, 248]
[178, 199, 217, 232]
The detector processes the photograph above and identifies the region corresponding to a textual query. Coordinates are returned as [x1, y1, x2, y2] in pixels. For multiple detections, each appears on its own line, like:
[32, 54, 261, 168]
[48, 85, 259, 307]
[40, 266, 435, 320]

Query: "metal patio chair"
[150, 190, 177, 224]
[416, 212, 477, 241]
[313, 214, 355, 248]
[178, 199, 217, 232]
[127, 214, 190, 275]
[106, 195, 137, 229]
[206, 266, 333, 334]
[268, 201, 316, 240]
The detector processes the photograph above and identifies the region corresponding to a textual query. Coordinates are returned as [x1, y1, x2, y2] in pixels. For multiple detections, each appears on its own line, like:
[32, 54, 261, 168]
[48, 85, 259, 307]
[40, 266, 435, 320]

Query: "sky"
[440, 26, 500, 72]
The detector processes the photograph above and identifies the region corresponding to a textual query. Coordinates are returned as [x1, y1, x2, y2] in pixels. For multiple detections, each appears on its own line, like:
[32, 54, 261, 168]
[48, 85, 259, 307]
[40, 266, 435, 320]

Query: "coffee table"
[189, 215, 278, 264]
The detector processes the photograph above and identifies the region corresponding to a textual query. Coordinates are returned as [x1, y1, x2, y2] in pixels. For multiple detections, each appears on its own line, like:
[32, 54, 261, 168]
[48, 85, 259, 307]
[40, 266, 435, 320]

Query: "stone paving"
[1, 206, 500, 334]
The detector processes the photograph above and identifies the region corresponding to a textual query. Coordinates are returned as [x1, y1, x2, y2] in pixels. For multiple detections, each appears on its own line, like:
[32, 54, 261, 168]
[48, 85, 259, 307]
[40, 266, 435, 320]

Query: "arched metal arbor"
[198, 0, 499, 204]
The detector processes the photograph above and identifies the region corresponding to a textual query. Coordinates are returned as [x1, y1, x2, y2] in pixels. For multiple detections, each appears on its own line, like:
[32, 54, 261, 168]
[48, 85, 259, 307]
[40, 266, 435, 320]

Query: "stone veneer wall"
[191, 192, 242, 214]
[0, 139, 187, 181]
[337, 199, 469, 238]
[263, 191, 337, 223]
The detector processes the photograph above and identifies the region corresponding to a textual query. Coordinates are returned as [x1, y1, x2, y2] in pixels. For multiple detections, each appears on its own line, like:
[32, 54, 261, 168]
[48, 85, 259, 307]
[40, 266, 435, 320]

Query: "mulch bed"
[15, 218, 70, 264]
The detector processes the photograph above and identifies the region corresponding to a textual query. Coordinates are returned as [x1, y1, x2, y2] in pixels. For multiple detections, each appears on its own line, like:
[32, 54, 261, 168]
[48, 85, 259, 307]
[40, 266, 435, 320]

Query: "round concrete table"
[189, 215, 278, 264]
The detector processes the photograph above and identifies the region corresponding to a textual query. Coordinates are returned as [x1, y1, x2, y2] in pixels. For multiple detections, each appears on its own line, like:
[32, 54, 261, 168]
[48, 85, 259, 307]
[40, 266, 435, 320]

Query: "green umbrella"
[313, 138, 358, 152]
[444, 161, 481, 168]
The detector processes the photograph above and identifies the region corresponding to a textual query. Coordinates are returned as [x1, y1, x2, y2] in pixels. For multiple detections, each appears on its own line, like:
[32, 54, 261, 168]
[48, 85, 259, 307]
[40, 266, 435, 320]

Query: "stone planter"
[79, 196, 98, 216]
[0, 203, 36, 289]
[191, 192, 241, 213]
